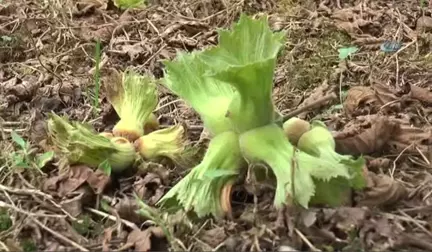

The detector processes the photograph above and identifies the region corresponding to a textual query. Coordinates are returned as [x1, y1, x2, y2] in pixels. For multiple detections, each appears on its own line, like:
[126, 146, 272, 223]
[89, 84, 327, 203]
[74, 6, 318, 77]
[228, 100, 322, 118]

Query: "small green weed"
[9, 131, 54, 170]
[0, 208, 12, 231]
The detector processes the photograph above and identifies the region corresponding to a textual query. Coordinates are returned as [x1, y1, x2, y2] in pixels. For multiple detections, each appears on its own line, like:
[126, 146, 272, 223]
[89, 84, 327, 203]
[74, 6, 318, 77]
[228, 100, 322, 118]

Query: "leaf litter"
[0, 0, 432, 251]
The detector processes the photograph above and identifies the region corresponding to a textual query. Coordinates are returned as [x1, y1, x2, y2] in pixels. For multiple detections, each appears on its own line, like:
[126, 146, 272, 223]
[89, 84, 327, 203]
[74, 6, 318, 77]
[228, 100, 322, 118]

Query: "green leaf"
[114, 0, 146, 9]
[163, 51, 235, 135]
[11, 153, 30, 168]
[1, 35, 12, 42]
[35, 151, 55, 168]
[98, 159, 112, 176]
[100, 199, 111, 212]
[200, 14, 285, 132]
[11, 131, 27, 150]
[338, 46, 359, 60]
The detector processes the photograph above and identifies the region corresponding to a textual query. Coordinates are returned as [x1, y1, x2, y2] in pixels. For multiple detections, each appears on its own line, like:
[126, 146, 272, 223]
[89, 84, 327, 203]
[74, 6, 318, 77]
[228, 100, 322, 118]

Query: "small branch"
[32, 218, 89, 251]
[282, 93, 337, 121]
[0, 200, 66, 219]
[85, 207, 139, 231]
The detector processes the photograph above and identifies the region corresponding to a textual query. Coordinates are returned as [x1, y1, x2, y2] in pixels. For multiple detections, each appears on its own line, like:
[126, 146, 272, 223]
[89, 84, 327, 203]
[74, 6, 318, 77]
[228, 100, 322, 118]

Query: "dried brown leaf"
[372, 82, 400, 111]
[133, 173, 165, 205]
[386, 125, 432, 154]
[416, 16, 432, 32]
[199, 227, 227, 248]
[58, 165, 93, 196]
[335, 118, 399, 155]
[113, 197, 145, 223]
[343, 86, 377, 116]
[409, 84, 432, 104]
[356, 173, 407, 207]
[86, 169, 111, 194]
[127, 227, 165, 252]
[60, 186, 94, 217]
[297, 81, 334, 118]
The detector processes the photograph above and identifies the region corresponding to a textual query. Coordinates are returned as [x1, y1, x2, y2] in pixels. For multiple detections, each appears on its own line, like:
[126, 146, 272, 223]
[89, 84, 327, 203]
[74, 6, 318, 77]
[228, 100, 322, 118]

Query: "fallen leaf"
[343, 86, 378, 116]
[102, 228, 113, 252]
[359, 215, 403, 251]
[356, 173, 407, 207]
[416, 16, 432, 32]
[367, 158, 392, 172]
[330, 207, 370, 232]
[126, 227, 165, 252]
[86, 169, 111, 194]
[386, 124, 432, 154]
[59, 165, 93, 196]
[296, 81, 335, 119]
[338, 46, 359, 60]
[60, 186, 94, 217]
[334, 118, 399, 155]
[114, 197, 146, 223]
[199, 227, 227, 248]
[409, 84, 432, 104]
[133, 173, 165, 205]
[372, 82, 400, 110]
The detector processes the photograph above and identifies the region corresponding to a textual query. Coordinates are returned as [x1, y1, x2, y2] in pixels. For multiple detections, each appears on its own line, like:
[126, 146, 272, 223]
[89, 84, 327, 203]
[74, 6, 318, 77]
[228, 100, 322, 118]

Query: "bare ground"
[1, 0, 432, 251]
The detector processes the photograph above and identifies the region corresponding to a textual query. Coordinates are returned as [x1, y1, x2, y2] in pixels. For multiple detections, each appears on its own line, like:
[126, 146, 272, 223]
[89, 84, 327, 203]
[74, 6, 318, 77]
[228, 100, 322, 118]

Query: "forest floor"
[1, 0, 432, 251]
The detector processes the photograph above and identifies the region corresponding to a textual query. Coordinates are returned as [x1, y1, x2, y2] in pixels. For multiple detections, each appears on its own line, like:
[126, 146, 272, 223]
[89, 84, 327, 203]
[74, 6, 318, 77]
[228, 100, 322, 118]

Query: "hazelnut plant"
[155, 14, 366, 218]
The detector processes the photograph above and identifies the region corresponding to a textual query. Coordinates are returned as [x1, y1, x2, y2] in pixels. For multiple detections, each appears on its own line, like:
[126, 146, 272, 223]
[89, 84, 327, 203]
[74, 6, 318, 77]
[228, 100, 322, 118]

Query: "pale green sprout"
[47, 113, 136, 173]
[105, 69, 158, 142]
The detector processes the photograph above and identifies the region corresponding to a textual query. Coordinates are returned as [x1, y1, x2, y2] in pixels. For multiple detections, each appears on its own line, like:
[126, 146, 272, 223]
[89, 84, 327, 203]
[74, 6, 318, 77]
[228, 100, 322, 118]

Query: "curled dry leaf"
[367, 158, 392, 172]
[1, 76, 40, 104]
[126, 227, 166, 252]
[133, 173, 165, 205]
[87, 169, 111, 194]
[356, 172, 408, 207]
[43, 165, 110, 197]
[343, 83, 401, 117]
[60, 186, 94, 217]
[334, 118, 399, 155]
[296, 80, 335, 118]
[328, 207, 370, 232]
[387, 124, 432, 154]
[113, 197, 146, 223]
[58, 165, 93, 196]
[199, 227, 227, 248]
[416, 16, 432, 32]
[409, 84, 432, 105]
[343, 86, 378, 116]
[359, 215, 404, 251]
